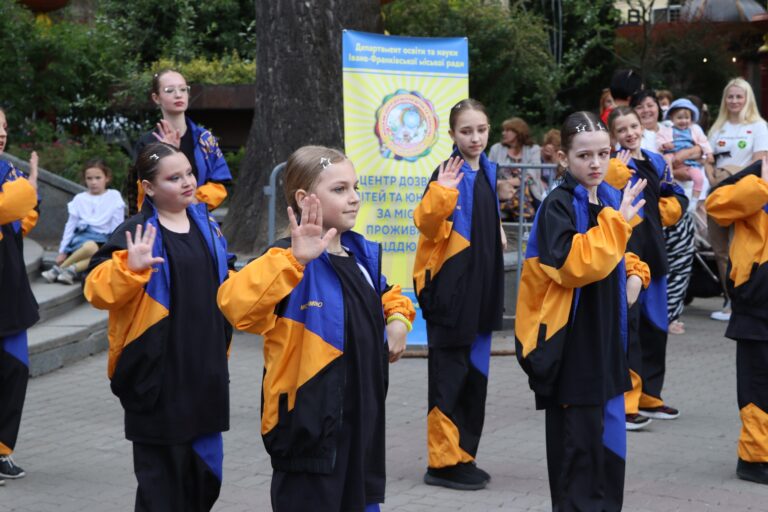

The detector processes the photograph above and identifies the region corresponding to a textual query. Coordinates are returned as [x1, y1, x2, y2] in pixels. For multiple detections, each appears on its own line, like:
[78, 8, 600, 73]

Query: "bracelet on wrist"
[386, 313, 413, 332]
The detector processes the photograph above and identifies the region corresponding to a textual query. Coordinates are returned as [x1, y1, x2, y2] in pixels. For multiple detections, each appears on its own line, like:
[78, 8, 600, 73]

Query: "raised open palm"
[152, 119, 182, 148]
[288, 194, 337, 266]
[27, 151, 39, 190]
[126, 223, 164, 272]
[436, 156, 464, 189]
[619, 178, 648, 222]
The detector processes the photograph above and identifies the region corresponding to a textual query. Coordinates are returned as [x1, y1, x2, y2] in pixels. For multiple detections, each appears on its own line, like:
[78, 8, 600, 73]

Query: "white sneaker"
[56, 266, 77, 285]
[41, 265, 62, 283]
[710, 309, 731, 321]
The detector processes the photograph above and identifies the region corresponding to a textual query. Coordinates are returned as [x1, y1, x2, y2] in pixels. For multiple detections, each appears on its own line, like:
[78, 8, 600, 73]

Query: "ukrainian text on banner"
[342, 30, 469, 344]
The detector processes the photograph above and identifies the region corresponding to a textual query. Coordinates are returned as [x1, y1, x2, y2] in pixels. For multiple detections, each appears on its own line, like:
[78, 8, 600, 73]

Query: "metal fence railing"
[262, 161, 560, 304]
[264, 162, 286, 244]
[496, 163, 559, 294]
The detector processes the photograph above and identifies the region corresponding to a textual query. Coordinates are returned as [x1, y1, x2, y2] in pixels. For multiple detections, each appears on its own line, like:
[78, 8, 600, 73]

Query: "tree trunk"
[224, 0, 382, 254]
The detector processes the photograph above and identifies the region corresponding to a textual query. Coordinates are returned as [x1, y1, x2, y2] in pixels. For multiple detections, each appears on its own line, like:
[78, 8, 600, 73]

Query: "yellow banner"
[342, 31, 469, 343]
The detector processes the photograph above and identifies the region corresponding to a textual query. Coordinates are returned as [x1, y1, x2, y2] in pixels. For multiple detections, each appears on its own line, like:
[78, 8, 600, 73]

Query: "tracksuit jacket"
[83, 200, 233, 412]
[413, 151, 501, 340]
[514, 173, 650, 399]
[0, 160, 39, 337]
[217, 232, 414, 473]
[604, 150, 687, 230]
[706, 161, 768, 324]
[135, 118, 232, 210]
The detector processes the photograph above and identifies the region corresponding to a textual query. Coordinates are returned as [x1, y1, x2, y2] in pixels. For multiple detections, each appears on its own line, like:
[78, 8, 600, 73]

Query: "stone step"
[27, 302, 108, 377]
[30, 278, 86, 324]
[23, 237, 43, 278]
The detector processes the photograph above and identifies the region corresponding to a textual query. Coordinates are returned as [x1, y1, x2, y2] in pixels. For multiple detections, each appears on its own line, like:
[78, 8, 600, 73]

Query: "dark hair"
[449, 98, 489, 131]
[607, 106, 641, 135]
[630, 89, 660, 113]
[609, 69, 643, 101]
[560, 111, 608, 153]
[556, 111, 609, 179]
[151, 69, 185, 96]
[81, 159, 112, 183]
[126, 143, 181, 214]
[686, 94, 710, 131]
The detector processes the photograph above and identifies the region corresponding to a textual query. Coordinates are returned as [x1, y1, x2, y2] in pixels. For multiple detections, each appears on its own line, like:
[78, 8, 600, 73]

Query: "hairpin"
[575, 123, 588, 133]
[149, 153, 160, 161]
[320, 157, 332, 169]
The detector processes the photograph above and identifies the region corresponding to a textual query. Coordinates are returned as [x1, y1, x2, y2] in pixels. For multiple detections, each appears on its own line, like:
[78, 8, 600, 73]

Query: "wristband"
[386, 312, 413, 332]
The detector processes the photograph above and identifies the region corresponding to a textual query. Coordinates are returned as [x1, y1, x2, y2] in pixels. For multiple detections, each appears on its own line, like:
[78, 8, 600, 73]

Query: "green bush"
[0, 2, 138, 139]
[149, 52, 256, 85]
[384, 0, 557, 130]
[9, 134, 132, 193]
[223, 146, 247, 183]
[98, 0, 256, 65]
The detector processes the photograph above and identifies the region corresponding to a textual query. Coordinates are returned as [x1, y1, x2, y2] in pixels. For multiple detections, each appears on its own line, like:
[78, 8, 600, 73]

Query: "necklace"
[328, 248, 347, 256]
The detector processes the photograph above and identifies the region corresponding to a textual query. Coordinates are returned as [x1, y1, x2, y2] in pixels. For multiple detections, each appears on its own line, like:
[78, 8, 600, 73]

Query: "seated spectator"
[599, 88, 615, 121]
[42, 160, 125, 284]
[657, 89, 674, 115]
[540, 128, 561, 187]
[488, 117, 543, 221]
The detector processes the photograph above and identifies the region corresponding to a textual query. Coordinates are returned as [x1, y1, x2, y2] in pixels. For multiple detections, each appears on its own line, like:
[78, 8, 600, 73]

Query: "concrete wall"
[1, 153, 85, 248]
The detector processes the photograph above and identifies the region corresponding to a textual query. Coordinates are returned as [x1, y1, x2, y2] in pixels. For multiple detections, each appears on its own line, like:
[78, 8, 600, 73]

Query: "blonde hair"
[709, 78, 765, 136]
[283, 145, 347, 213]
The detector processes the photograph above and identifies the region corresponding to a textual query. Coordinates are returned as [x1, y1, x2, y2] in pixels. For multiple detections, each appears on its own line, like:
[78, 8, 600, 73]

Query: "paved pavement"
[4, 296, 768, 511]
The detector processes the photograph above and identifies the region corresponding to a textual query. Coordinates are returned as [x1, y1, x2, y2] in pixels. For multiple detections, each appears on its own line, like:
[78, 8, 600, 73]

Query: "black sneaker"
[626, 413, 652, 431]
[467, 461, 491, 483]
[737, 458, 768, 484]
[638, 405, 680, 420]
[424, 463, 487, 490]
[0, 455, 25, 479]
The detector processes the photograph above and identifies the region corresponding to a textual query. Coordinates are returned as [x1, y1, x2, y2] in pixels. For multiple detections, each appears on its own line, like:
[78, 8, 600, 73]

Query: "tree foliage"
[98, 0, 256, 65]
[0, 3, 133, 132]
[521, 0, 621, 117]
[224, 0, 382, 253]
[384, 0, 556, 130]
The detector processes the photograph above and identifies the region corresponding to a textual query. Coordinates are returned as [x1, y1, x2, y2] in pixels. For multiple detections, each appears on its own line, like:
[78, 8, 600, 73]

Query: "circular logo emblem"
[738, 140, 748, 149]
[375, 90, 438, 162]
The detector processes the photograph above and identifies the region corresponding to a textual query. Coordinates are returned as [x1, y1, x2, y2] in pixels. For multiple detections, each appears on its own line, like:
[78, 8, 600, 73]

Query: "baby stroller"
[684, 207, 723, 304]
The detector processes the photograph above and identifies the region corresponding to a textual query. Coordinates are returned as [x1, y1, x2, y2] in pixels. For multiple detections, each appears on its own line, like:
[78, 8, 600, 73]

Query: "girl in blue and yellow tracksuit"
[516, 111, 650, 510]
[84, 143, 233, 511]
[706, 159, 768, 485]
[217, 145, 415, 512]
[607, 106, 688, 427]
[0, 106, 40, 481]
[131, 69, 232, 214]
[0, 145, 39, 481]
[413, 99, 504, 490]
